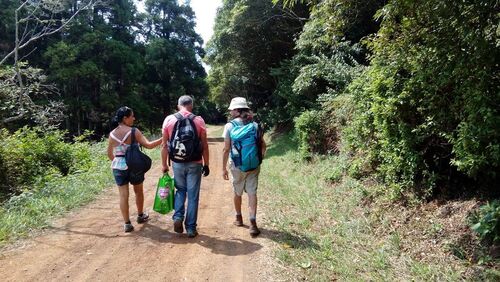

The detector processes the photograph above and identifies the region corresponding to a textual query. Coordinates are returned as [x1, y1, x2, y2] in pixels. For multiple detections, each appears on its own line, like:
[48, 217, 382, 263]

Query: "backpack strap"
[171, 113, 186, 141]
[188, 113, 199, 140]
[253, 122, 260, 138]
[130, 127, 137, 144]
[174, 112, 184, 121]
[110, 130, 132, 145]
[169, 114, 184, 166]
[255, 122, 263, 163]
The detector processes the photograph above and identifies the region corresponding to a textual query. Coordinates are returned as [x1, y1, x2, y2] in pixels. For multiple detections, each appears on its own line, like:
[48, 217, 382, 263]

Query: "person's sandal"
[137, 212, 149, 224]
[233, 214, 243, 226]
[124, 223, 134, 233]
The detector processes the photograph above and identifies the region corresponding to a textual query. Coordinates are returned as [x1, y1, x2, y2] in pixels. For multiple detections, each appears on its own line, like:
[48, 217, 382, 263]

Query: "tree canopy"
[206, 0, 499, 196]
[0, 0, 209, 135]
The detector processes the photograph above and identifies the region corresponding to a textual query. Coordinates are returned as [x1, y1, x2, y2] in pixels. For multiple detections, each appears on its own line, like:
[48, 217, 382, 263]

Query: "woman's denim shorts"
[112, 169, 144, 186]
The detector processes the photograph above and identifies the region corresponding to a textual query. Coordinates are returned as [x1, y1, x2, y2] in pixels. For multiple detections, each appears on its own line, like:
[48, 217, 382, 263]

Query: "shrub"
[471, 201, 500, 245]
[326, 165, 343, 183]
[344, 0, 499, 197]
[0, 127, 93, 195]
[294, 110, 323, 159]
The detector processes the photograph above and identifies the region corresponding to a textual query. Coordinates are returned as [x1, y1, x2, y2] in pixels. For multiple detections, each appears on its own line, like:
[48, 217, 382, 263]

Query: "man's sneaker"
[174, 219, 184, 233]
[233, 214, 243, 226]
[187, 230, 198, 238]
[249, 220, 260, 237]
[137, 212, 149, 224]
[124, 223, 134, 233]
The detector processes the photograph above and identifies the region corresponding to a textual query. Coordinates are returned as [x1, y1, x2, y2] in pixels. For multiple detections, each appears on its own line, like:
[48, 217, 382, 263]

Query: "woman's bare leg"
[118, 184, 130, 222]
[133, 183, 144, 214]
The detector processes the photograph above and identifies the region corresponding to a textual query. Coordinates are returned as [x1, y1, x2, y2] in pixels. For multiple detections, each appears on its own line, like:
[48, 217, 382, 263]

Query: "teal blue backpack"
[229, 120, 262, 172]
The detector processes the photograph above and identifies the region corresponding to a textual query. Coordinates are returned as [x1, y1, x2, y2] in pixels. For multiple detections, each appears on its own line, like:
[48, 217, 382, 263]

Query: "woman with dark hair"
[107, 106, 162, 232]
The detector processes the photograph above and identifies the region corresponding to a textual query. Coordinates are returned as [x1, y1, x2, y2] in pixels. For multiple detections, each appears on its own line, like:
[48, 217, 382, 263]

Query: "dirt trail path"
[0, 127, 276, 281]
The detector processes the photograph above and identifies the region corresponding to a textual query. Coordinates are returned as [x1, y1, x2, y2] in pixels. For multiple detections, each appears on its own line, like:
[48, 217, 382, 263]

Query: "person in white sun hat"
[222, 97, 266, 237]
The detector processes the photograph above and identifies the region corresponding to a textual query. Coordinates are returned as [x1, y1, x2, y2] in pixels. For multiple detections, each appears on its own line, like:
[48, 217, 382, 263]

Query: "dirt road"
[0, 128, 277, 281]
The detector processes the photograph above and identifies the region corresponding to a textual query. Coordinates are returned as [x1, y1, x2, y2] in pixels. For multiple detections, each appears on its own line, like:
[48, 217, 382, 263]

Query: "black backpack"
[168, 113, 202, 163]
[125, 127, 152, 173]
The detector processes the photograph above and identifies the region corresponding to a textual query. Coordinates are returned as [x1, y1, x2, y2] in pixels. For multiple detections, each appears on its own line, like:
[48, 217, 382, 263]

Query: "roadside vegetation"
[0, 0, 497, 279]
[0, 127, 160, 246]
[260, 132, 499, 280]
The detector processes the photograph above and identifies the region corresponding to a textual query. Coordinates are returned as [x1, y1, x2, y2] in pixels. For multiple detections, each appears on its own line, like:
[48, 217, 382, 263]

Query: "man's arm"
[201, 127, 209, 167]
[261, 137, 267, 159]
[222, 138, 231, 180]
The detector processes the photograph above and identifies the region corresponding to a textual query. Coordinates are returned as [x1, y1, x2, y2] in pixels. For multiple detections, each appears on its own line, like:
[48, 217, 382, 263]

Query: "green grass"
[206, 124, 225, 138]
[259, 132, 475, 281]
[0, 141, 161, 246]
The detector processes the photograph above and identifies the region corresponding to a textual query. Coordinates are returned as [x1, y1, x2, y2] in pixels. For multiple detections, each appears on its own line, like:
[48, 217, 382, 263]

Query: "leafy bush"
[0, 141, 115, 244]
[471, 201, 500, 245]
[294, 110, 324, 159]
[344, 0, 499, 197]
[0, 127, 93, 195]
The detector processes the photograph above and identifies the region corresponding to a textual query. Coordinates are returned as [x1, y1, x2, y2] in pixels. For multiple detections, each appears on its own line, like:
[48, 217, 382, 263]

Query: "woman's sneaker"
[137, 212, 149, 224]
[124, 223, 134, 232]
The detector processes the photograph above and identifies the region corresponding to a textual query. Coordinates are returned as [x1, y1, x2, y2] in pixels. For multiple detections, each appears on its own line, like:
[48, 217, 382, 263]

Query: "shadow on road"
[259, 228, 320, 250]
[196, 234, 262, 256]
[138, 222, 263, 256]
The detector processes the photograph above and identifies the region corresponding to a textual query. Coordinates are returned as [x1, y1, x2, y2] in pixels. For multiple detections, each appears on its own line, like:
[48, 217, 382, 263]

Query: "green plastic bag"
[153, 173, 175, 214]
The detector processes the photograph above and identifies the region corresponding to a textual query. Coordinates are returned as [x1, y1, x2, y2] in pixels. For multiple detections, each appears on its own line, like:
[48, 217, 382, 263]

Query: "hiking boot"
[249, 220, 260, 237]
[174, 219, 184, 234]
[124, 223, 134, 233]
[233, 214, 243, 226]
[187, 230, 198, 238]
[137, 212, 149, 224]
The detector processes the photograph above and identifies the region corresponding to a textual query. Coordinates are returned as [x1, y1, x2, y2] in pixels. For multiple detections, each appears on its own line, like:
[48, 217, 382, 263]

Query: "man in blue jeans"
[161, 95, 210, 238]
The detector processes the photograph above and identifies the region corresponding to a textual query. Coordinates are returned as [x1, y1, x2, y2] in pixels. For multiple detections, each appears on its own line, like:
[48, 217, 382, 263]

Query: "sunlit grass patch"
[259, 131, 485, 280]
[206, 124, 225, 138]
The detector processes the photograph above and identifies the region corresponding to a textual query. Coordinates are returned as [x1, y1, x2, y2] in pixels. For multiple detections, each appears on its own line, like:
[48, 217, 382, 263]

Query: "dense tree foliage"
[142, 0, 208, 127]
[1, 0, 498, 198]
[0, 1, 16, 59]
[0, 0, 209, 135]
[208, 0, 498, 197]
[205, 0, 308, 125]
[272, 0, 384, 125]
[344, 0, 499, 197]
[270, 0, 500, 197]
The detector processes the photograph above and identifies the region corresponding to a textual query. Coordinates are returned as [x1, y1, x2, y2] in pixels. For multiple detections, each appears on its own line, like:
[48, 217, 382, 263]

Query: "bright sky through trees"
[135, 0, 222, 46]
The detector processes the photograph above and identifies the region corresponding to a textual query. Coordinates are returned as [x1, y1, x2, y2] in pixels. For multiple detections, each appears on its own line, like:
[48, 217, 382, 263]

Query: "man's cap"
[228, 97, 250, 110]
[178, 95, 193, 106]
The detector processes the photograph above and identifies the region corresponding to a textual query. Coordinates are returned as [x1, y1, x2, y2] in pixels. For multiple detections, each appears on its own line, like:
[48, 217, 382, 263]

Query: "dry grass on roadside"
[258, 132, 499, 281]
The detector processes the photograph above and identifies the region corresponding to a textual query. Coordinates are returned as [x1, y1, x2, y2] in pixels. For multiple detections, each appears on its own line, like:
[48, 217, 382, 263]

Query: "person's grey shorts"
[230, 166, 260, 196]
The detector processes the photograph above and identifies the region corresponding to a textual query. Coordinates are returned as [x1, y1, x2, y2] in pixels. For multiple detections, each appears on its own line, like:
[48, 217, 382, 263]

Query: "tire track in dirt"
[0, 127, 278, 281]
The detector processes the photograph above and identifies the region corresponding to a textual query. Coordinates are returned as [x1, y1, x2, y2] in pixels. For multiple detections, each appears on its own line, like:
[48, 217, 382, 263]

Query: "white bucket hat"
[228, 97, 250, 110]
